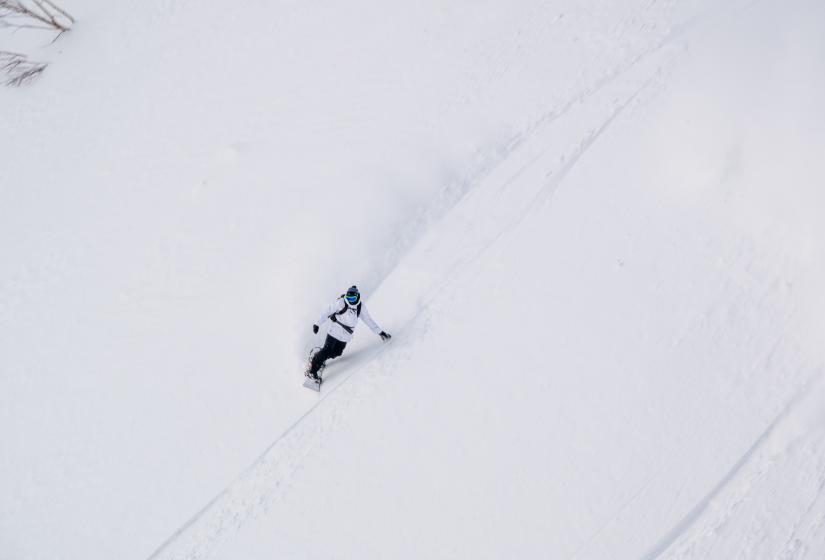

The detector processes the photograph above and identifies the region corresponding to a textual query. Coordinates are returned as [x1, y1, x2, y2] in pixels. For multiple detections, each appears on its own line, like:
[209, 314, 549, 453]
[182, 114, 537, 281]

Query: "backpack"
[329, 296, 361, 334]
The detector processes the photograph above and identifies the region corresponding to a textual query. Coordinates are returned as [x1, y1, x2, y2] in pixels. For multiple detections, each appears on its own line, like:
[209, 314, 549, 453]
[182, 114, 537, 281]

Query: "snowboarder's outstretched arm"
[360, 304, 391, 341]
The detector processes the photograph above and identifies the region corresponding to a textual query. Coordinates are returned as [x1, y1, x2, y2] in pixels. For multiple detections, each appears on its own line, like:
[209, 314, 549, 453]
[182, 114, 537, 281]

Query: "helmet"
[345, 286, 360, 306]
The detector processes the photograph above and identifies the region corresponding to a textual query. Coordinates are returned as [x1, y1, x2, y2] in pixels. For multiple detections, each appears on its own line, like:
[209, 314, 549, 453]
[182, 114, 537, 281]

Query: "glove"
[379, 331, 391, 341]
[312, 324, 319, 334]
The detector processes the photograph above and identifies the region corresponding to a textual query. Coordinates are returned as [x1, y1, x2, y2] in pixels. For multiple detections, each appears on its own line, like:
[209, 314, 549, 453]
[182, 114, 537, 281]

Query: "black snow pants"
[310, 334, 347, 375]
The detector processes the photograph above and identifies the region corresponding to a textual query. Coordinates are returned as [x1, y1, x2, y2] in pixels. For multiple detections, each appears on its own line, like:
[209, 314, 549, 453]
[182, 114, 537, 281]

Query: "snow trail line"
[640, 375, 824, 560]
[146, 77, 659, 560]
[146, 6, 741, 557]
[145, 340, 396, 559]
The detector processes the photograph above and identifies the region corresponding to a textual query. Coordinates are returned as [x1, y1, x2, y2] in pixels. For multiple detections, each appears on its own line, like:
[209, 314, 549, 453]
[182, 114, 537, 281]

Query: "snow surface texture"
[2, 0, 825, 558]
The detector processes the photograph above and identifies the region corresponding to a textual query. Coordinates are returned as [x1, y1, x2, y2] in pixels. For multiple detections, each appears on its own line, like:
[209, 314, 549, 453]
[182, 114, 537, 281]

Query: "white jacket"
[316, 298, 383, 343]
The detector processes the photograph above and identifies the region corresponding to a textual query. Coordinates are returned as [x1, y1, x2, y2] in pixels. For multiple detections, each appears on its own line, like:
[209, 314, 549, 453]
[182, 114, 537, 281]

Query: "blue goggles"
[345, 292, 359, 303]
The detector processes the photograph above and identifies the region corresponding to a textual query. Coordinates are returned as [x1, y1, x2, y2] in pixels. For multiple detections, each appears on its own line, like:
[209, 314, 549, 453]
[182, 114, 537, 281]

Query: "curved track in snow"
[146, 10, 715, 559]
[146, 1, 825, 558]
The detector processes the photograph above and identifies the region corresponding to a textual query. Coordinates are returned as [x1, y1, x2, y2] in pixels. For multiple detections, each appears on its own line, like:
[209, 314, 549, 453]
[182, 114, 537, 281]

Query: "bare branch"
[0, 50, 47, 86]
[41, 0, 72, 23]
[31, 0, 59, 25]
[0, 1, 70, 85]
[1, 20, 58, 31]
[0, 0, 73, 32]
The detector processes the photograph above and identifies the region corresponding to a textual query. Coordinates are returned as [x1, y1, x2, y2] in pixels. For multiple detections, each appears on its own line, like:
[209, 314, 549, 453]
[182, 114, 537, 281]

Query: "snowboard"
[303, 375, 322, 392]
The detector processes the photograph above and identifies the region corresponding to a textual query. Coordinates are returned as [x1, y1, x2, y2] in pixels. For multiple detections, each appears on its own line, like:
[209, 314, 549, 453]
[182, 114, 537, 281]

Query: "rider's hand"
[379, 331, 391, 341]
[313, 324, 319, 334]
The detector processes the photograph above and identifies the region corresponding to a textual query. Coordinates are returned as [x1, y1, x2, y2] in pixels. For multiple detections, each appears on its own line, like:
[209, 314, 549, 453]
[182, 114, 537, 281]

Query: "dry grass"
[0, 0, 74, 32]
[0, 1, 74, 85]
[0, 50, 46, 86]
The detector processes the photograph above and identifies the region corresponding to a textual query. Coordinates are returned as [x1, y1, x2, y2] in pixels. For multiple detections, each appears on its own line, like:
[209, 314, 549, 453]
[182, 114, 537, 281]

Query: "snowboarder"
[306, 285, 391, 382]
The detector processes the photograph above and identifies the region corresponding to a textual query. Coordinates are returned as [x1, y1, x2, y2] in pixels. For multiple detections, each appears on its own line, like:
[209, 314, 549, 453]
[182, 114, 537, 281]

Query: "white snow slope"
[3, 0, 825, 558]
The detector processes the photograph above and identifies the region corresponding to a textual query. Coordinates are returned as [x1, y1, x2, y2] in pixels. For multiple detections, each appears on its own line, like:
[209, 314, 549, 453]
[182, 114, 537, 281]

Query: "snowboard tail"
[303, 376, 322, 391]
